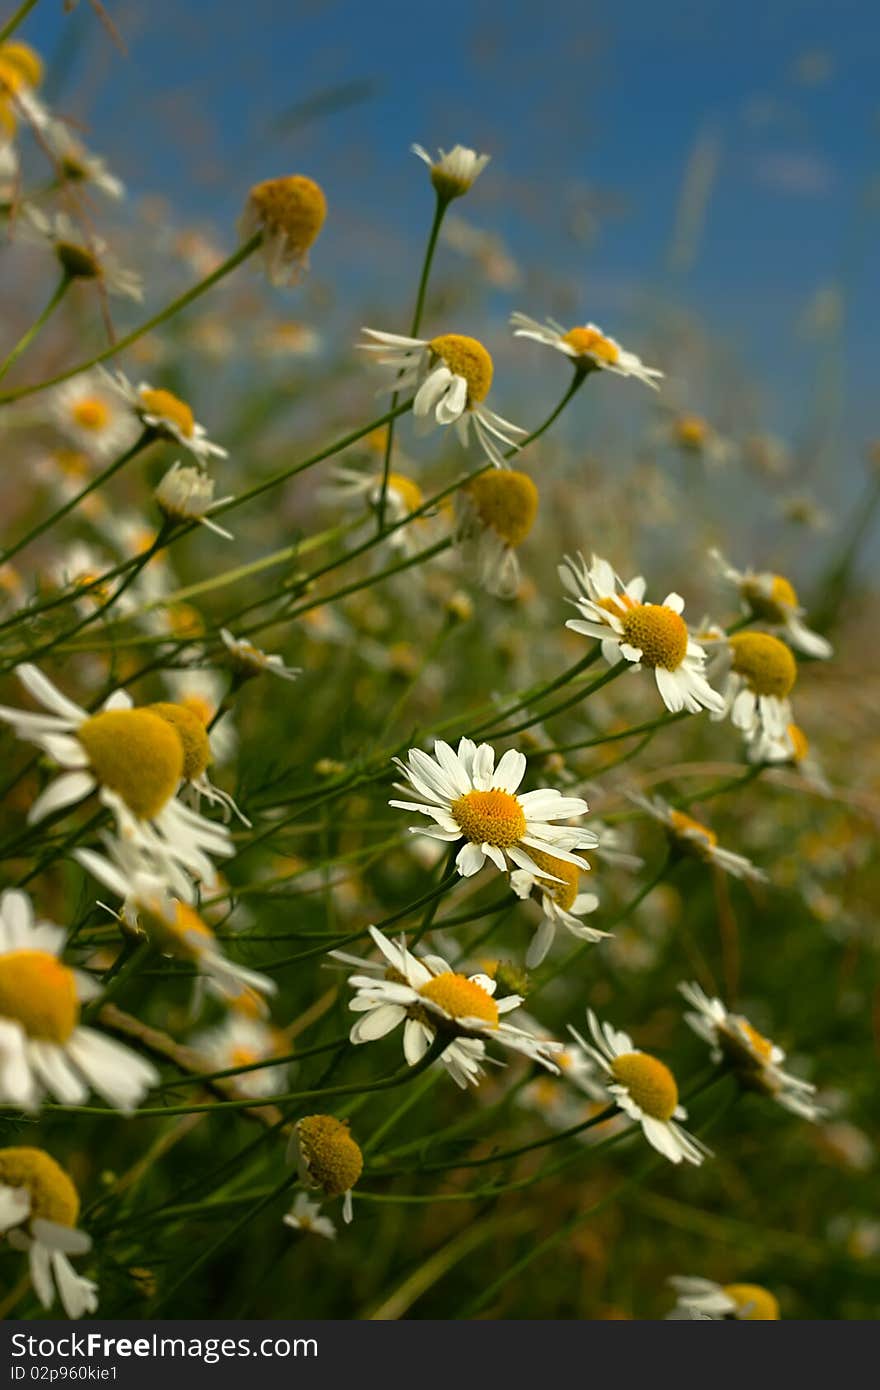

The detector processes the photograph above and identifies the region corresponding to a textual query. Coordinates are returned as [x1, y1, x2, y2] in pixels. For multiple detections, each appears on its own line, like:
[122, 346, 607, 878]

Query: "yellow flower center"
[451, 787, 527, 847]
[138, 388, 195, 439]
[164, 603, 205, 639]
[787, 723, 809, 762]
[428, 334, 494, 404]
[673, 414, 708, 450]
[719, 1016, 775, 1070]
[620, 603, 688, 670]
[522, 847, 580, 911]
[71, 398, 111, 432]
[465, 470, 539, 546]
[561, 326, 620, 364]
[721, 1283, 780, 1320]
[180, 694, 215, 728]
[419, 972, 499, 1027]
[229, 1045, 260, 1069]
[387, 472, 424, 514]
[668, 809, 718, 848]
[78, 708, 184, 819]
[0, 1148, 79, 1228]
[610, 1050, 679, 1121]
[140, 898, 215, 962]
[295, 1114, 363, 1197]
[729, 632, 797, 698]
[56, 242, 101, 280]
[0, 951, 79, 1043]
[148, 702, 212, 782]
[248, 175, 327, 255]
[0, 42, 43, 89]
[742, 573, 798, 623]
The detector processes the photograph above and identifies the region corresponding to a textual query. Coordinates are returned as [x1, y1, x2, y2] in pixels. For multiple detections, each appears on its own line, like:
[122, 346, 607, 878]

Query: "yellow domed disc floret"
[620, 603, 688, 670]
[138, 388, 195, 439]
[465, 470, 538, 547]
[77, 708, 184, 819]
[0, 1147, 79, 1227]
[610, 1050, 679, 1121]
[248, 175, 327, 256]
[386, 473, 424, 514]
[562, 326, 619, 364]
[295, 1115, 363, 1197]
[148, 702, 212, 782]
[428, 334, 493, 405]
[718, 1016, 775, 1071]
[673, 414, 708, 451]
[70, 398, 111, 433]
[419, 972, 499, 1027]
[668, 809, 718, 851]
[0, 952, 79, 1042]
[451, 787, 526, 848]
[729, 631, 797, 698]
[521, 847, 580, 910]
[140, 899, 215, 963]
[722, 1283, 780, 1320]
[742, 574, 798, 623]
[0, 42, 44, 89]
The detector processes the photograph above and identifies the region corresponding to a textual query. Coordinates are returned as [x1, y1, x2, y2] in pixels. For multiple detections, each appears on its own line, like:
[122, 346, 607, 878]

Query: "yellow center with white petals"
[248, 175, 327, 255]
[451, 787, 526, 847]
[296, 1114, 363, 1197]
[522, 847, 580, 911]
[148, 702, 212, 782]
[668, 809, 718, 848]
[674, 414, 708, 450]
[387, 473, 424, 513]
[0, 1148, 79, 1227]
[610, 1051, 678, 1121]
[618, 603, 688, 670]
[78, 708, 184, 819]
[742, 573, 798, 623]
[0, 951, 79, 1042]
[138, 388, 195, 438]
[419, 973, 499, 1027]
[71, 398, 111, 432]
[719, 1016, 775, 1070]
[562, 326, 619, 364]
[56, 242, 101, 279]
[729, 632, 796, 698]
[465, 470, 538, 546]
[722, 1283, 780, 1320]
[429, 334, 493, 404]
[140, 898, 215, 962]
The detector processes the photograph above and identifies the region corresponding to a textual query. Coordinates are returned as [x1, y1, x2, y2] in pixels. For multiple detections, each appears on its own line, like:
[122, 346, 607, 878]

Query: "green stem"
[0, 273, 70, 384]
[0, 0, 39, 45]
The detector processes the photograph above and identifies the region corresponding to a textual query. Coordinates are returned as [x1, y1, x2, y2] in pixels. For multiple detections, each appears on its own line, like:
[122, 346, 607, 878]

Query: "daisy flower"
[631, 795, 767, 883]
[510, 849, 605, 967]
[282, 1194, 336, 1241]
[710, 550, 832, 658]
[106, 371, 228, 463]
[220, 629, 301, 683]
[0, 1147, 98, 1318]
[570, 1010, 709, 1165]
[49, 372, 142, 462]
[325, 466, 429, 553]
[390, 736, 596, 880]
[560, 553, 725, 715]
[42, 118, 124, 199]
[240, 174, 327, 286]
[745, 721, 829, 792]
[292, 1115, 362, 1224]
[0, 889, 157, 1111]
[190, 1014, 288, 1100]
[411, 143, 490, 200]
[360, 328, 526, 468]
[154, 462, 233, 538]
[679, 980, 822, 1120]
[510, 312, 662, 388]
[0, 665, 233, 888]
[455, 468, 538, 598]
[339, 926, 561, 1086]
[667, 1276, 780, 1321]
[20, 208, 142, 300]
[665, 412, 734, 467]
[707, 630, 797, 738]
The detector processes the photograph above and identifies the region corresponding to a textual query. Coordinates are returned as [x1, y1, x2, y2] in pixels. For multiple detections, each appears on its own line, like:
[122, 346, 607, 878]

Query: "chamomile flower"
[411, 143, 490, 200]
[293, 1115, 362, 1224]
[240, 174, 327, 286]
[0, 889, 157, 1112]
[20, 208, 142, 299]
[283, 1194, 336, 1241]
[667, 1276, 780, 1320]
[326, 466, 428, 553]
[359, 329, 526, 468]
[560, 553, 725, 715]
[708, 631, 797, 738]
[745, 721, 829, 792]
[49, 372, 142, 462]
[107, 371, 228, 462]
[390, 736, 596, 880]
[631, 795, 767, 883]
[190, 1014, 288, 1100]
[154, 463, 233, 538]
[510, 849, 605, 967]
[711, 550, 831, 658]
[510, 313, 662, 388]
[455, 468, 538, 598]
[570, 1010, 709, 1165]
[42, 119, 124, 199]
[220, 629, 301, 682]
[0, 1147, 98, 1318]
[340, 926, 562, 1085]
[679, 980, 822, 1120]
